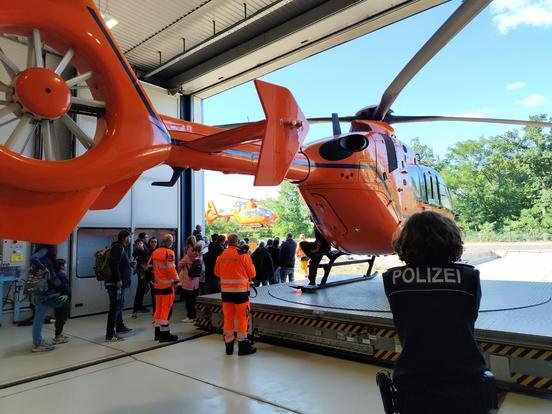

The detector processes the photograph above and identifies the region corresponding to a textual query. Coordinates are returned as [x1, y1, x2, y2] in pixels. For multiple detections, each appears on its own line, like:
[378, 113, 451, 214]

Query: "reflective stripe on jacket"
[214, 246, 256, 294]
[151, 247, 178, 289]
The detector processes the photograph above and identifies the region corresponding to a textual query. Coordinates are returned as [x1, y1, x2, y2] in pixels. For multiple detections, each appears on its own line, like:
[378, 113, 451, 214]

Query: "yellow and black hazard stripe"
[373, 327, 398, 339]
[479, 342, 552, 361]
[196, 303, 222, 313]
[251, 312, 363, 333]
[372, 349, 400, 361]
[511, 373, 552, 391]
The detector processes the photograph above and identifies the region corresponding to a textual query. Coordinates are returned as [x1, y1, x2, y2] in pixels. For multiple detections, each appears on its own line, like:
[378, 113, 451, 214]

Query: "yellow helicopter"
[205, 195, 278, 227]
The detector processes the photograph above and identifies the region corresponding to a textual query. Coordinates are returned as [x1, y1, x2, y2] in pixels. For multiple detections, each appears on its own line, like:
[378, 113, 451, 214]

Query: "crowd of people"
[24, 216, 497, 411]
[26, 226, 314, 352]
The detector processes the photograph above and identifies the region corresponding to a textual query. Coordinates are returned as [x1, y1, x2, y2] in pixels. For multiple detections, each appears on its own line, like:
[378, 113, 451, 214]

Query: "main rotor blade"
[306, 116, 356, 124]
[386, 114, 552, 128]
[374, 0, 491, 120]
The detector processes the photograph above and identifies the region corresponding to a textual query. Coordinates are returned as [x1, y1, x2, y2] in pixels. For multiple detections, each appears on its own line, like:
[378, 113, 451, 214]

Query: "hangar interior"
[1, 0, 552, 413]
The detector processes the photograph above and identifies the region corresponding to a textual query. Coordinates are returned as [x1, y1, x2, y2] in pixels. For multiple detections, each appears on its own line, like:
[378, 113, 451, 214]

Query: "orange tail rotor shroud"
[0, 0, 171, 243]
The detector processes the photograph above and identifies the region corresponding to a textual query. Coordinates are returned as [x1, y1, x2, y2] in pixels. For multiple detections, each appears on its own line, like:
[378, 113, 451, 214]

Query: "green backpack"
[94, 247, 113, 281]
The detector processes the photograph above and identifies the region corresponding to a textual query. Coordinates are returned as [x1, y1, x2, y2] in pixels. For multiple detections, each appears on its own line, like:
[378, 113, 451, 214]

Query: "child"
[178, 241, 204, 322]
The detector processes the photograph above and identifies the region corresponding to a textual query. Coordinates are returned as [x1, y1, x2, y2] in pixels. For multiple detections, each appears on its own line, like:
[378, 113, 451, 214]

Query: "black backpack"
[187, 259, 203, 278]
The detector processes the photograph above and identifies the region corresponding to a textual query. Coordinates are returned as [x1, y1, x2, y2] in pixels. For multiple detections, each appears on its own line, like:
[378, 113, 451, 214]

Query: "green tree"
[265, 181, 313, 238]
[410, 137, 442, 169]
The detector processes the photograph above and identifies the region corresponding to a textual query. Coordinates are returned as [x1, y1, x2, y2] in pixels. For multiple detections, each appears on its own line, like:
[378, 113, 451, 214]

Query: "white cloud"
[506, 81, 526, 90]
[515, 93, 546, 106]
[491, 0, 552, 34]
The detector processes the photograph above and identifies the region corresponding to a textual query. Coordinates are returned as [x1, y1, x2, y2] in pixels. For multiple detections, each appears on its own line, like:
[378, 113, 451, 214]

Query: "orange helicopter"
[1, 0, 552, 276]
[205, 196, 277, 227]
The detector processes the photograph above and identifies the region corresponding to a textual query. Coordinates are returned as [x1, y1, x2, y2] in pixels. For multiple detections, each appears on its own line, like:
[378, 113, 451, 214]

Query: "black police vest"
[382, 263, 487, 381]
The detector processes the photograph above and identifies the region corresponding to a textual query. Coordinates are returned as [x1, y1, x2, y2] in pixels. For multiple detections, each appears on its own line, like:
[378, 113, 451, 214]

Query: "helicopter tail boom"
[166, 80, 308, 187]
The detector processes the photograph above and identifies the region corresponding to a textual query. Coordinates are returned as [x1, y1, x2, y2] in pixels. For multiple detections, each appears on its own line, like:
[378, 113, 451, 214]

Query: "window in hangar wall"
[76, 228, 179, 279]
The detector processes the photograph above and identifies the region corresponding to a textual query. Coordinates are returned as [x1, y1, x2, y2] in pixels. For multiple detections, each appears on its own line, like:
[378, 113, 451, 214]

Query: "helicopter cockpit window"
[436, 173, 453, 210]
[407, 166, 425, 201]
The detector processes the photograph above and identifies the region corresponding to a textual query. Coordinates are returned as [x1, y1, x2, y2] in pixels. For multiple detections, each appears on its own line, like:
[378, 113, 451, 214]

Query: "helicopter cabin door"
[359, 133, 379, 184]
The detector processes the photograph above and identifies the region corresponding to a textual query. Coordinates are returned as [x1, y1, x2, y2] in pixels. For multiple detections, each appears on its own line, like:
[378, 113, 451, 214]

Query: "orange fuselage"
[165, 118, 452, 255]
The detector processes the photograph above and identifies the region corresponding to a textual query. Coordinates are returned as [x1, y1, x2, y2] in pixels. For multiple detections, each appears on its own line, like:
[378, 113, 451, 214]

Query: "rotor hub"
[14, 68, 71, 120]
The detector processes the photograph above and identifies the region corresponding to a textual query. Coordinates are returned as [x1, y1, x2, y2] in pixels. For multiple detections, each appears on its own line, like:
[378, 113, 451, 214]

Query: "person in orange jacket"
[296, 234, 309, 277]
[215, 233, 256, 356]
[149, 233, 179, 342]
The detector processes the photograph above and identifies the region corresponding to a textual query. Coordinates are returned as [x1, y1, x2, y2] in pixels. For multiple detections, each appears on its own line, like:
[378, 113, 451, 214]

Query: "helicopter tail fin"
[253, 80, 309, 186]
[166, 81, 308, 186]
[205, 200, 219, 225]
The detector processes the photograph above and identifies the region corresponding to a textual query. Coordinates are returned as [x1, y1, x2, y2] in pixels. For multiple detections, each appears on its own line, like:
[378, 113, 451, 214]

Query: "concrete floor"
[1, 333, 551, 413]
[2, 249, 552, 413]
[0, 305, 202, 388]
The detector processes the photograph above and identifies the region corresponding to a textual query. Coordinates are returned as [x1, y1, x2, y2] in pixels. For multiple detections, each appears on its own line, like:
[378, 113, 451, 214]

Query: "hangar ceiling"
[96, 0, 447, 98]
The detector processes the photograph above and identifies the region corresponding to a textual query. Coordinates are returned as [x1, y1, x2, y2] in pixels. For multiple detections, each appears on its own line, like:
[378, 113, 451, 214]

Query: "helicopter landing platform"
[195, 275, 552, 395]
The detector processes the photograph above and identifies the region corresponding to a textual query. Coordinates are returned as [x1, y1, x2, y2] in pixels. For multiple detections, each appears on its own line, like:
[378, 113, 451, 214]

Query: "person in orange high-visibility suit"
[215, 233, 256, 356]
[296, 234, 309, 277]
[149, 234, 179, 342]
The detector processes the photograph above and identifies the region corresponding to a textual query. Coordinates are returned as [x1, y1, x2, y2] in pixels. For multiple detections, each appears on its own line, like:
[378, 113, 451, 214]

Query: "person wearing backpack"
[29, 245, 67, 352]
[178, 240, 203, 322]
[104, 230, 133, 342]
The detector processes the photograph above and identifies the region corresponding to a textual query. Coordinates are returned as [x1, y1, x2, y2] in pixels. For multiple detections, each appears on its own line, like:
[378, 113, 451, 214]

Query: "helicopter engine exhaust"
[339, 134, 368, 152]
[319, 134, 368, 161]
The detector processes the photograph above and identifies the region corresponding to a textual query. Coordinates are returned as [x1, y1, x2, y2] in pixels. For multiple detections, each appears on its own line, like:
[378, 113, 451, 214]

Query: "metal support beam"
[179, 95, 194, 249]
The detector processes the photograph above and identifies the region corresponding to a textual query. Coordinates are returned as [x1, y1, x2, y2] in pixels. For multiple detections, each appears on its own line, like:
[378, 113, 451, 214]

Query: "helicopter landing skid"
[296, 273, 378, 293]
[292, 253, 377, 293]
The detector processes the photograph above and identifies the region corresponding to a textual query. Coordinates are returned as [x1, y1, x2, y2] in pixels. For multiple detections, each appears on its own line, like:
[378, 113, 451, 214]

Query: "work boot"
[158, 327, 178, 343]
[225, 339, 235, 355]
[238, 339, 256, 356]
[154, 327, 160, 341]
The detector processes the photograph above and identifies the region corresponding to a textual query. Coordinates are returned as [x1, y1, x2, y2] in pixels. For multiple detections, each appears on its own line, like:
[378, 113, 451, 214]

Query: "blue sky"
[203, 0, 552, 210]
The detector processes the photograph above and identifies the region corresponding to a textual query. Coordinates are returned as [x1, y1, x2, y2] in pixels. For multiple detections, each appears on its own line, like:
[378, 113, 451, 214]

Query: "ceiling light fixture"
[101, 13, 119, 29]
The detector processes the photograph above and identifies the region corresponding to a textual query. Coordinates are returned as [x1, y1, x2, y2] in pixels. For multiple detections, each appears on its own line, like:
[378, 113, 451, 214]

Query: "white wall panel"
[142, 81, 179, 117]
[133, 165, 179, 228]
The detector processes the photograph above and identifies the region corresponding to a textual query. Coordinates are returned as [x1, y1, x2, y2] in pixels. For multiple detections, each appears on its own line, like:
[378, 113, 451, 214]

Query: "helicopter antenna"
[332, 113, 341, 136]
[374, 0, 491, 120]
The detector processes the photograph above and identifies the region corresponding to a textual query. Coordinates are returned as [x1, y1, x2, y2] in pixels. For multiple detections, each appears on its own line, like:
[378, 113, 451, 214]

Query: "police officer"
[215, 233, 256, 355]
[150, 234, 179, 342]
[382, 211, 495, 414]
